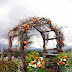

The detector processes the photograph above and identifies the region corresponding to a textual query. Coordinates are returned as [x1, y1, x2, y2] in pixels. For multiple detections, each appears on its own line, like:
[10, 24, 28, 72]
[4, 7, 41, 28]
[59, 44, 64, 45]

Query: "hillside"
[0, 44, 72, 52]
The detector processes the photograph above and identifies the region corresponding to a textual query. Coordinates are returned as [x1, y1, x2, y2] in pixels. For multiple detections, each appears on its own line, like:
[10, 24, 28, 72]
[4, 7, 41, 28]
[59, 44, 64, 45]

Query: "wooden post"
[8, 37, 12, 61]
[20, 37, 26, 72]
[1, 47, 4, 61]
[43, 34, 46, 68]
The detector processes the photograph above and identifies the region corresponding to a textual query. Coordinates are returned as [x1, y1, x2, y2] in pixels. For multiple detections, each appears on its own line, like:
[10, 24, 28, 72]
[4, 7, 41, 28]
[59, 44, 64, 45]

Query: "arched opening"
[27, 27, 43, 50]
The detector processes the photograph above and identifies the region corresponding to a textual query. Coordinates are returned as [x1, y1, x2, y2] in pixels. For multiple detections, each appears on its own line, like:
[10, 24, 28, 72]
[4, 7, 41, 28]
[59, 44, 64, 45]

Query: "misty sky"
[0, 0, 72, 48]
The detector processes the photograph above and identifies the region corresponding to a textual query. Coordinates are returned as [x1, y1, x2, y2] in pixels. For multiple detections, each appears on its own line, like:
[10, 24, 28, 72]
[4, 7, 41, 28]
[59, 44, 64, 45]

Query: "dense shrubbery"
[25, 51, 49, 72]
[57, 51, 72, 72]
[0, 61, 18, 72]
[57, 52, 72, 66]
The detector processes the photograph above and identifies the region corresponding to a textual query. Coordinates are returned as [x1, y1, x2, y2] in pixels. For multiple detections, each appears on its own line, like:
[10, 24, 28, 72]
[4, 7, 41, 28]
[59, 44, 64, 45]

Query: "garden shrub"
[26, 51, 40, 66]
[0, 61, 18, 72]
[26, 51, 45, 72]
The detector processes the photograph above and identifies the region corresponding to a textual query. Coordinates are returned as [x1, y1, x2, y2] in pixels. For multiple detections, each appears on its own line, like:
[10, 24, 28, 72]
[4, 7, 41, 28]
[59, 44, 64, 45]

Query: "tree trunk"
[20, 37, 26, 72]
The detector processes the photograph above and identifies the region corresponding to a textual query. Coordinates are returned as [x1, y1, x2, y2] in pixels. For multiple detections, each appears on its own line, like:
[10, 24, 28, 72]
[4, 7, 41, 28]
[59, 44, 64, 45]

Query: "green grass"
[37, 68, 51, 72]
[27, 68, 51, 72]
[0, 58, 8, 61]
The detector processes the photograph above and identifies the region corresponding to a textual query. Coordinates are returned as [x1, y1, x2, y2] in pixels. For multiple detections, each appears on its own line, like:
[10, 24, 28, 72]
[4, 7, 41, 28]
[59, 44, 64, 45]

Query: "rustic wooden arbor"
[8, 17, 64, 72]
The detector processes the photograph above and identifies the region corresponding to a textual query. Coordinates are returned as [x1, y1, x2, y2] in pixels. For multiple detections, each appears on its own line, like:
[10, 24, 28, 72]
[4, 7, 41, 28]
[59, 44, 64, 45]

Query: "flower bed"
[26, 51, 45, 72]
[57, 51, 72, 72]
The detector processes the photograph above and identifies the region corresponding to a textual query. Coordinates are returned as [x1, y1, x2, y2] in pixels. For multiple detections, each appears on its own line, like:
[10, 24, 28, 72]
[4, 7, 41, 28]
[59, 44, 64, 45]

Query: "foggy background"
[0, 0, 72, 49]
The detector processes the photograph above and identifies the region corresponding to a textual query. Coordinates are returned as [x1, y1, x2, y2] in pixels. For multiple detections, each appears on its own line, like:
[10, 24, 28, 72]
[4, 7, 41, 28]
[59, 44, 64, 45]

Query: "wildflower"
[62, 49, 64, 51]
[24, 46, 26, 49]
[25, 27, 28, 30]
[33, 60, 36, 62]
[32, 64, 36, 68]
[37, 61, 40, 65]
[64, 56, 67, 59]
[23, 41, 28, 45]
[52, 26, 55, 29]
[57, 31, 60, 34]
[27, 25, 29, 29]
[39, 64, 42, 67]
[37, 19, 39, 22]
[67, 63, 69, 66]
[40, 60, 42, 61]
[22, 29, 25, 31]
[31, 55, 33, 57]
[50, 20, 52, 22]
[42, 62, 44, 65]
[29, 63, 32, 66]
[26, 30, 28, 32]
[60, 62, 62, 65]
[39, 57, 43, 60]
[24, 24, 27, 28]
[39, 57, 41, 60]
[33, 19, 36, 22]
[63, 62, 65, 65]
[57, 42, 60, 44]
[37, 64, 39, 67]
[57, 63, 59, 65]
[62, 40, 64, 44]
[29, 63, 36, 68]
[35, 57, 38, 59]
[30, 61, 33, 64]
[36, 52, 39, 55]
[63, 58, 66, 61]
[49, 22, 51, 24]
[58, 60, 61, 64]
[32, 23, 35, 25]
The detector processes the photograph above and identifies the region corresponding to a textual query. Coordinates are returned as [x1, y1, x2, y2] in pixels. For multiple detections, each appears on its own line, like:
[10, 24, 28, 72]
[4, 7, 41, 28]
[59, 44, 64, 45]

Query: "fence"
[0, 47, 5, 61]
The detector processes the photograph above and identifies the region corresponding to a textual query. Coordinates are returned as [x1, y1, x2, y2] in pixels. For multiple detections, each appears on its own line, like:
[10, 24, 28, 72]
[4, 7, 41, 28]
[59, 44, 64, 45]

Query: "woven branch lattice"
[8, 17, 64, 51]
[8, 17, 65, 72]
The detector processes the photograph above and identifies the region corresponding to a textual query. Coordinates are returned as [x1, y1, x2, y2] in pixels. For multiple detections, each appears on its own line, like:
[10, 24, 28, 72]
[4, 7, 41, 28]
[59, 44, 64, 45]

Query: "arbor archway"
[8, 17, 64, 72]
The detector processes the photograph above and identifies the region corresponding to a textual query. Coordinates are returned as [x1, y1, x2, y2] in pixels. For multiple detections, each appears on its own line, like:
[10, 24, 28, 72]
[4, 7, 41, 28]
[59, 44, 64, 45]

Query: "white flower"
[63, 58, 66, 61]
[57, 63, 59, 65]
[32, 64, 36, 68]
[29, 63, 32, 66]
[29, 63, 36, 68]
[37, 61, 40, 65]
[39, 57, 43, 60]
[6, 56, 9, 59]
